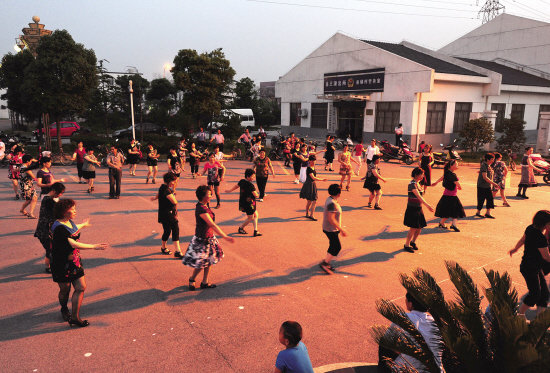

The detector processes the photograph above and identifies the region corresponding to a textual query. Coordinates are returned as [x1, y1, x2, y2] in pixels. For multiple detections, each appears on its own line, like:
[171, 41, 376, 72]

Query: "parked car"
[33, 122, 88, 138]
[113, 123, 168, 138]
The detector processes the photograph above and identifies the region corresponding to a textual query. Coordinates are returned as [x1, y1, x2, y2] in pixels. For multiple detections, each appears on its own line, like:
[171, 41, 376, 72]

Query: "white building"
[275, 21, 550, 152]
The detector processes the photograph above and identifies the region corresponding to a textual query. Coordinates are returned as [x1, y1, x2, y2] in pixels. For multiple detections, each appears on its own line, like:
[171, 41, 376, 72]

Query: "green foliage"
[371, 262, 550, 373]
[496, 117, 527, 153]
[217, 114, 242, 141]
[146, 78, 175, 113]
[172, 48, 235, 127]
[0, 50, 37, 120]
[232, 77, 259, 109]
[20, 30, 97, 149]
[459, 118, 495, 153]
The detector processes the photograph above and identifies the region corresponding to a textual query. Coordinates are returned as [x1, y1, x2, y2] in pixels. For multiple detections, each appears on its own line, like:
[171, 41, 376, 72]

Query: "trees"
[459, 118, 495, 153]
[372, 261, 550, 373]
[0, 50, 37, 129]
[232, 77, 259, 110]
[172, 48, 235, 129]
[496, 117, 527, 153]
[20, 30, 97, 149]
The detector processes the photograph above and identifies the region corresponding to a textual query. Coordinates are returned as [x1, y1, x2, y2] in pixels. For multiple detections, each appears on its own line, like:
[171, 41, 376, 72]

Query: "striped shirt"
[407, 180, 423, 207]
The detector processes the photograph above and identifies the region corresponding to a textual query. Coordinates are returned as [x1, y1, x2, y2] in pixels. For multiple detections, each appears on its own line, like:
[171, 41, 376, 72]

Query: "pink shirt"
[354, 144, 364, 156]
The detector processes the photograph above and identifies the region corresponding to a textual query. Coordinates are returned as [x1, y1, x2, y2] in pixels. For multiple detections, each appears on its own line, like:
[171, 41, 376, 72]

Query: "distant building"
[275, 17, 550, 153]
[259, 81, 276, 99]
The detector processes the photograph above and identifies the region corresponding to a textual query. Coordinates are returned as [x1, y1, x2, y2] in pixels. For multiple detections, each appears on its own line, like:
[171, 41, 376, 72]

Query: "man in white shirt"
[197, 127, 206, 148]
[395, 123, 403, 146]
[365, 139, 380, 164]
[210, 129, 225, 152]
[379, 292, 444, 372]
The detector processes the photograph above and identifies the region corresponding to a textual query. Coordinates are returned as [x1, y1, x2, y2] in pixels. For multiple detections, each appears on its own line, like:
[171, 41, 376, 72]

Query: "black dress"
[324, 141, 334, 163]
[50, 220, 84, 283]
[299, 167, 318, 201]
[127, 144, 140, 165]
[363, 163, 381, 192]
[420, 155, 432, 186]
[434, 171, 466, 219]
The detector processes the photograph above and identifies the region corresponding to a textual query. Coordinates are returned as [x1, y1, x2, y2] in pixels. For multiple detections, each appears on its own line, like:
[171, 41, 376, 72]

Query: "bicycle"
[504, 149, 516, 171]
[51, 149, 74, 166]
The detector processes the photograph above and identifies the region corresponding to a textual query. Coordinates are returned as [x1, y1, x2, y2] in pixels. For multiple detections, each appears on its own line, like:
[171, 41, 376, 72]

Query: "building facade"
[276, 27, 550, 152]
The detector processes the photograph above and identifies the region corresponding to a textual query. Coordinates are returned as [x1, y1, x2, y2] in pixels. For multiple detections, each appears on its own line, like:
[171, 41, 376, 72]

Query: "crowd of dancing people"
[3, 130, 550, 372]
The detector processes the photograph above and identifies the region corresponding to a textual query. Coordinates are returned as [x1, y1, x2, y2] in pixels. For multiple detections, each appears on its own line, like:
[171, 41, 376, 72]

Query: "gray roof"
[362, 40, 485, 77]
[457, 58, 550, 88]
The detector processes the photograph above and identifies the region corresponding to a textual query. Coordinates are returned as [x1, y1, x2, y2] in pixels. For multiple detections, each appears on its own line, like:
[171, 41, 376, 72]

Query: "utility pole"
[477, 0, 505, 23]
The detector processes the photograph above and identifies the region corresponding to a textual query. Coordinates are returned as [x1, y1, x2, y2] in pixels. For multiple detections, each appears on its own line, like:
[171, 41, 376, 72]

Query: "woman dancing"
[202, 153, 226, 208]
[432, 160, 465, 232]
[300, 154, 327, 221]
[361, 155, 386, 210]
[491, 152, 510, 206]
[50, 198, 108, 327]
[403, 167, 435, 253]
[517, 146, 542, 199]
[324, 135, 335, 171]
[183, 185, 234, 290]
[146, 142, 159, 184]
[19, 155, 39, 219]
[338, 144, 359, 191]
[419, 144, 434, 193]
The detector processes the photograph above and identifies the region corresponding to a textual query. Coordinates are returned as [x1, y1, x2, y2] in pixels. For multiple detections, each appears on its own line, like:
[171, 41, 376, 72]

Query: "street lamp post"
[129, 80, 135, 140]
[164, 64, 171, 78]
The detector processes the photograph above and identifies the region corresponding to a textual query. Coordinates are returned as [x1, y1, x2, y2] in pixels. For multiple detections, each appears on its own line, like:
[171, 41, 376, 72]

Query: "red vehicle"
[34, 122, 82, 138]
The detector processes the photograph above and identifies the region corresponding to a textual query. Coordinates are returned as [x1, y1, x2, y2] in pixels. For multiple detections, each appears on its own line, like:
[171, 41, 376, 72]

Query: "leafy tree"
[172, 48, 235, 129]
[232, 77, 259, 110]
[459, 118, 495, 153]
[496, 116, 527, 153]
[146, 78, 175, 115]
[372, 261, 550, 373]
[0, 50, 37, 128]
[20, 30, 97, 150]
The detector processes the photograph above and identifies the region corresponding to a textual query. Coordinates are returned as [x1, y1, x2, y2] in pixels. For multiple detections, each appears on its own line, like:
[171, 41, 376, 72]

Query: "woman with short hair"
[36, 156, 66, 198]
[517, 146, 542, 199]
[50, 198, 108, 327]
[127, 138, 140, 176]
[183, 185, 234, 290]
[151, 172, 183, 258]
[7, 145, 23, 199]
[19, 154, 38, 218]
[83, 148, 101, 193]
[338, 144, 359, 191]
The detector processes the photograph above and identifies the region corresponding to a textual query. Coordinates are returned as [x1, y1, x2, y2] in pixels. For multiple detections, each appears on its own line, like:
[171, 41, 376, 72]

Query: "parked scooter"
[432, 139, 462, 167]
[531, 152, 550, 177]
[379, 138, 414, 165]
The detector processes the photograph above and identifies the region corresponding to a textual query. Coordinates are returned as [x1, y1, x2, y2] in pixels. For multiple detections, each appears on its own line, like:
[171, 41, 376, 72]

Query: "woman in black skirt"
[324, 135, 335, 171]
[432, 160, 465, 232]
[300, 155, 327, 221]
[127, 138, 140, 176]
[361, 155, 386, 210]
[509, 210, 550, 320]
[403, 167, 435, 253]
[419, 144, 434, 193]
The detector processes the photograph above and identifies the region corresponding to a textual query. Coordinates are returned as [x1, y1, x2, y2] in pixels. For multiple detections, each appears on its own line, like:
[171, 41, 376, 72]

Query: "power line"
[501, 0, 550, 21]
[352, 0, 478, 12]
[243, 0, 477, 18]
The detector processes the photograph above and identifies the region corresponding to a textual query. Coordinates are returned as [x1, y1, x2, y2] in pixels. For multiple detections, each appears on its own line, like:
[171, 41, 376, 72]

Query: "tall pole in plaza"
[129, 80, 135, 140]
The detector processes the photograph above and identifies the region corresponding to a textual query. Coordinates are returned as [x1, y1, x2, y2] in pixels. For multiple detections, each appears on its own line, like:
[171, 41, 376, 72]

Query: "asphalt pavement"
[1, 156, 549, 372]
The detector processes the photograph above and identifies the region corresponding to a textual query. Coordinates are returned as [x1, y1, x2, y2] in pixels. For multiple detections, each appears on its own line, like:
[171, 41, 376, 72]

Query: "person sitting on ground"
[378, 292, 444, 373]
[274, 321, 314, 373]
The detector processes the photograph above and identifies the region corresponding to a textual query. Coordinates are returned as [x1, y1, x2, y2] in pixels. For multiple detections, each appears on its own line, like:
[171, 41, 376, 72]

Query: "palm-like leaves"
[371, 262, 550, 373]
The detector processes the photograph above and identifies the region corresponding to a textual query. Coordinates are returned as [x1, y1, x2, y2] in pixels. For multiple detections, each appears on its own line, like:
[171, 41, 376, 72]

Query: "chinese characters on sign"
[324, 68, 385, 94]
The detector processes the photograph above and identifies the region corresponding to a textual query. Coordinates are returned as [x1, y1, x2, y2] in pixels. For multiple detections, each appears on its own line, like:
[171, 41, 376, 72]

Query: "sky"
[1, 0, 550, 86]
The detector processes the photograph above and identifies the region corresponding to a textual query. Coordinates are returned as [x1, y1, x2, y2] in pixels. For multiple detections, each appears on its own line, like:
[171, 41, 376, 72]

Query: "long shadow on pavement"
[0, 288, 163, 342]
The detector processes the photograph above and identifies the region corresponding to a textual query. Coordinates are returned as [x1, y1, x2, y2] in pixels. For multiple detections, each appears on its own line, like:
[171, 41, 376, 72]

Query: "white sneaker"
[258, 199, 263, 202]
[294, 180, 299, 184]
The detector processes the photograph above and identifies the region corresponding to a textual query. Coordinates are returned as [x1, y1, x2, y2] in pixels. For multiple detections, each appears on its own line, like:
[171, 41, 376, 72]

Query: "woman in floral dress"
[338, 144, 359, 191]
[491, 152, 510, 206]
[183, 185, 234, 291]
[19, 154, 38, 219]
[8, 145, 23, 200]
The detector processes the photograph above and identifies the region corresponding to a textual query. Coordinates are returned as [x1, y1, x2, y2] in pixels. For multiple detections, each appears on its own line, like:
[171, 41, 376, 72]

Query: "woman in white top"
[365, 139, 380, 164]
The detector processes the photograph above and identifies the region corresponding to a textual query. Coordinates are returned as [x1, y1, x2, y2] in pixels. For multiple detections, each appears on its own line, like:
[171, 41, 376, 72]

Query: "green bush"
[459, 118, 495, 153]
[496, 117, 527, 153]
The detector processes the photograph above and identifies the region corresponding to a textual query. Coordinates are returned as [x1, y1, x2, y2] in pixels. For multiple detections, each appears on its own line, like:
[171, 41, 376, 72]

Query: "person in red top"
[182, 185, 234, 291]
[353, 140, 366, 175]
[71, 142, 87, 184]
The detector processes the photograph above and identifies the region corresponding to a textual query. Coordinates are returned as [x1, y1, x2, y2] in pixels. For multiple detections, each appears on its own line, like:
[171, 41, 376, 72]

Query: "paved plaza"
[1, 157, 549, 372]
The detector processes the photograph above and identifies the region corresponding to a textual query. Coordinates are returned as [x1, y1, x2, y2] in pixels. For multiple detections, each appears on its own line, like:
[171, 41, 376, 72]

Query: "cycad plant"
[371, 261, 550, 373]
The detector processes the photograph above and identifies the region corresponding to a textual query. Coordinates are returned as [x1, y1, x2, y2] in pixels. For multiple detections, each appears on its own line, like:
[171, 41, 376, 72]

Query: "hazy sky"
[1, 0, 549, 85]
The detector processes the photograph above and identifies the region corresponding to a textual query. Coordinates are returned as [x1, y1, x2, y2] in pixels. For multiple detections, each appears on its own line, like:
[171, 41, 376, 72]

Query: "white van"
[222, 109, 255, 127]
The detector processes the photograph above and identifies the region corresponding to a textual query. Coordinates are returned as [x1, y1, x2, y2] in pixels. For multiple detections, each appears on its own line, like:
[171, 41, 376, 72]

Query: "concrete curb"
[314, 363, 378, 373]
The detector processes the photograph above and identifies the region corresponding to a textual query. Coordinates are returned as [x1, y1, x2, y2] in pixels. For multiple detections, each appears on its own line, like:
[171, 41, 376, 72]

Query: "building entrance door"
[337, 108, 364, 140]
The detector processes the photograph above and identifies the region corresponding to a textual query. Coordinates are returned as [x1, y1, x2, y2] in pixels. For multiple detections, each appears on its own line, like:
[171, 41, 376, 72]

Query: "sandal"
[20, 210, 29, 217]
[200, 282, 217, 289]
[438, 223, 448, 229]
[345, 185, 350, 191]
[307, 216, 317, 221]
[503, 202, 511, 207]
[161, 247, 172, 255]
[91, 187, 94, 191]
[238, 227, 247, 234]
[28, 214, 37, 219]
[189, 279, 196, 291]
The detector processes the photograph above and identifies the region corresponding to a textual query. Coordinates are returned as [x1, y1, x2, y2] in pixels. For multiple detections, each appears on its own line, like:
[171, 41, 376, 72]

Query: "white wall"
[487, 91, 550, 130]
[440, 14, 550, 75]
